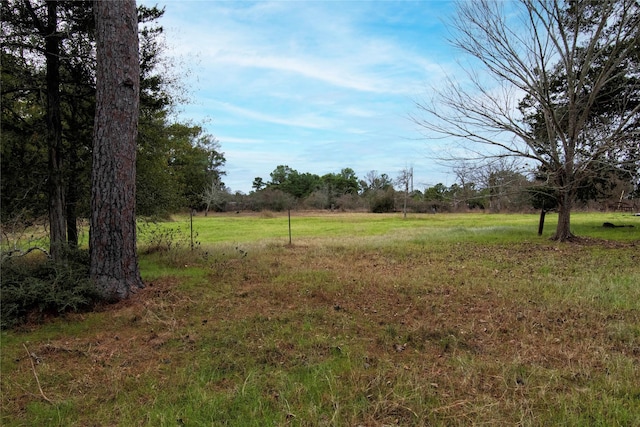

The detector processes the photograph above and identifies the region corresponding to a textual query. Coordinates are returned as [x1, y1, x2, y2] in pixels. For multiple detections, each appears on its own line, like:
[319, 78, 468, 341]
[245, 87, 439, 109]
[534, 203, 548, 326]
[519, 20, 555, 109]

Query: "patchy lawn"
[2, 213, 639, 426]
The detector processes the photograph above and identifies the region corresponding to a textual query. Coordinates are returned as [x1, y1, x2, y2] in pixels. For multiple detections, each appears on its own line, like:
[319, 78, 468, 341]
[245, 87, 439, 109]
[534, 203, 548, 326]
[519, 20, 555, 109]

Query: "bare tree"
[457, 158, 530, 212]
[451, 160, 479, 210]
[202, 177, 228, 216]
[360, 170, 393, 193]
[413, 0, 639, 241]
[90, 0, 143, 300]
[396, 167, 413, 219]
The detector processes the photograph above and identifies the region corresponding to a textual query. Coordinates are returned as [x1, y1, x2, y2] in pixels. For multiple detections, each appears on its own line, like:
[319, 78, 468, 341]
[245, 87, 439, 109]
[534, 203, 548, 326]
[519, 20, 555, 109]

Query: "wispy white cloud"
[161, 1, 443, 94]
[207, 100, 339, 130]
[211, 51, 406, 94]
[144, 0, 459, 192]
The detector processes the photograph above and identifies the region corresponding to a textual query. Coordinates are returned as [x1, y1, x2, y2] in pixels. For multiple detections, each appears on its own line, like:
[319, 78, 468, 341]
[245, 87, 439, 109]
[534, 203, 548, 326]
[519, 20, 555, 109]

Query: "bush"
[0, 249, 101, 329]
[369, 190, 396, 213]
[248, 188, 295, 212]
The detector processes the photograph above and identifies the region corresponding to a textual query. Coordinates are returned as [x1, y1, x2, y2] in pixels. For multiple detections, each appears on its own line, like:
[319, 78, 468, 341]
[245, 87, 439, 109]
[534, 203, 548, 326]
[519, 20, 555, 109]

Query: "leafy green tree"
[288, 171, 321, 199]
[423, 184, 448, 202]
[1, 0, 86, 258]
[318, 168, 360, 208]
[322, 168, 360, 196]
[269, 165, 295, 187]
[135, 116, 226, 215]
[267, 165, 320, 199]
[1, 1, 223, 225]
[1, 51, 49, 220]
[252, 177, 266, 192]
[169, 125, 226, 210]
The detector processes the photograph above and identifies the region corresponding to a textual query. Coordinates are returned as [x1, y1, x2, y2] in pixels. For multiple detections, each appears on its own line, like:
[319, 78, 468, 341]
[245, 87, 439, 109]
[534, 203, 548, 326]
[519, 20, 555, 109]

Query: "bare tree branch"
[413, 0, 639, 240]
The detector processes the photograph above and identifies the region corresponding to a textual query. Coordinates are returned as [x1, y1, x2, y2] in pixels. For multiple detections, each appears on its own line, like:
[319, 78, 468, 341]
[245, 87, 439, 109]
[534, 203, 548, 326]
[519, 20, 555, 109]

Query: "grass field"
[2, 211, 639, 426]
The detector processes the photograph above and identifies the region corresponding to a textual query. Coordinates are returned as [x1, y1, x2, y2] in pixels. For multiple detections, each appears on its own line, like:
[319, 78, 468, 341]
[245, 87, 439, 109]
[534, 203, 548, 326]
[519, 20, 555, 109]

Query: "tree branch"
[22, 343, 54, 404]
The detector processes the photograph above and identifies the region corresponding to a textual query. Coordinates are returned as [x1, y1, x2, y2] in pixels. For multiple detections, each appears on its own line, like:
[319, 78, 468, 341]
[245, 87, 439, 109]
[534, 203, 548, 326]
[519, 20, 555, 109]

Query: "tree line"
[202, 156, 638, 214]
[183, 0, 640, 230]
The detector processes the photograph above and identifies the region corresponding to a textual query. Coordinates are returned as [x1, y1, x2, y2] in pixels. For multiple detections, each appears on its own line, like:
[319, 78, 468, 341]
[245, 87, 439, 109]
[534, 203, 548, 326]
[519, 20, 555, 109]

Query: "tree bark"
[91, 0, 143, 301]
[66, 146, 80, 249]
[45, 0, 66, 260]
[552, 189, 575, 241]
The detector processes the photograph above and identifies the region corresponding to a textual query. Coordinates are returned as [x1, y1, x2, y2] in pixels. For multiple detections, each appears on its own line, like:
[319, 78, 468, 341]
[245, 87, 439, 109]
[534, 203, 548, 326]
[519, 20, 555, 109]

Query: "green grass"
[171, 211, 640, 245]
[2, 211, 639, 426]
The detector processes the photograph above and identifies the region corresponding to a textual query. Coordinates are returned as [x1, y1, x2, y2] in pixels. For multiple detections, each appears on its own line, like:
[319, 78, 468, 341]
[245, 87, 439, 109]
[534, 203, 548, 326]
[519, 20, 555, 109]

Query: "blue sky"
[142, 1, 462, 193]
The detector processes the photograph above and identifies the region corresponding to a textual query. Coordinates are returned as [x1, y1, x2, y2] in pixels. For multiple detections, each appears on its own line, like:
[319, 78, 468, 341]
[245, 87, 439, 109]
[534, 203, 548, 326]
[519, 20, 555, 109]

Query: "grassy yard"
[2, 211, 639, 426]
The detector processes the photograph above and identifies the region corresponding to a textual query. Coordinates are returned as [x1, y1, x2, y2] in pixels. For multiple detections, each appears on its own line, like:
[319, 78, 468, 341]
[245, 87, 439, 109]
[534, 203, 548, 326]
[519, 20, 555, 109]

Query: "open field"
[2, 212, 639, 426]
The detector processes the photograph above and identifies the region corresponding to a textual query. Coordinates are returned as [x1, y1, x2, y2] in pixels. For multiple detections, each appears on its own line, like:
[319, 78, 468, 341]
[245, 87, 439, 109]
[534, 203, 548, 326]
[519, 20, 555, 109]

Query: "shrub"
[370, 190, 396, 213]
[0, 249, 101, 329]
[247, 188, 295, 212]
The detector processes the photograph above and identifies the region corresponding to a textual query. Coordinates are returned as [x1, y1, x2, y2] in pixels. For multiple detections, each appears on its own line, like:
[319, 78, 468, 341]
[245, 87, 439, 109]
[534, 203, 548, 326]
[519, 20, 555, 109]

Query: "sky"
[141, 0, 464, 194]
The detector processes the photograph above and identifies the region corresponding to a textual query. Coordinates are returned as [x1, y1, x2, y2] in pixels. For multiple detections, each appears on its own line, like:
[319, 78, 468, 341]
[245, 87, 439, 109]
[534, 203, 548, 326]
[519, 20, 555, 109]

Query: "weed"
[137, 218, 200, 254]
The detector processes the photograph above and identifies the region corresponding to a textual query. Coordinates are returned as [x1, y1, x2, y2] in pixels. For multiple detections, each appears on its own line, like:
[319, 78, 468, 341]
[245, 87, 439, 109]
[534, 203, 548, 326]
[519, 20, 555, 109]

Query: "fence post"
[288, 208, 292, 245]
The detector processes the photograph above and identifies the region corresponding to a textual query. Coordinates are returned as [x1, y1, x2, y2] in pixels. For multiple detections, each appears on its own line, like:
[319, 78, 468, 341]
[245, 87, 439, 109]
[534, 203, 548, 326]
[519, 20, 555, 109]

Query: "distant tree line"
[204, 160, 638, 214]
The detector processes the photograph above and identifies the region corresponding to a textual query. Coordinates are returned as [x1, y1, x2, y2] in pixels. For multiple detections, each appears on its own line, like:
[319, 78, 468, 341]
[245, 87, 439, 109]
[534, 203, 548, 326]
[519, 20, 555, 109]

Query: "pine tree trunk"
[45, 0, 66, 260]
[90, 0, 143, 301]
